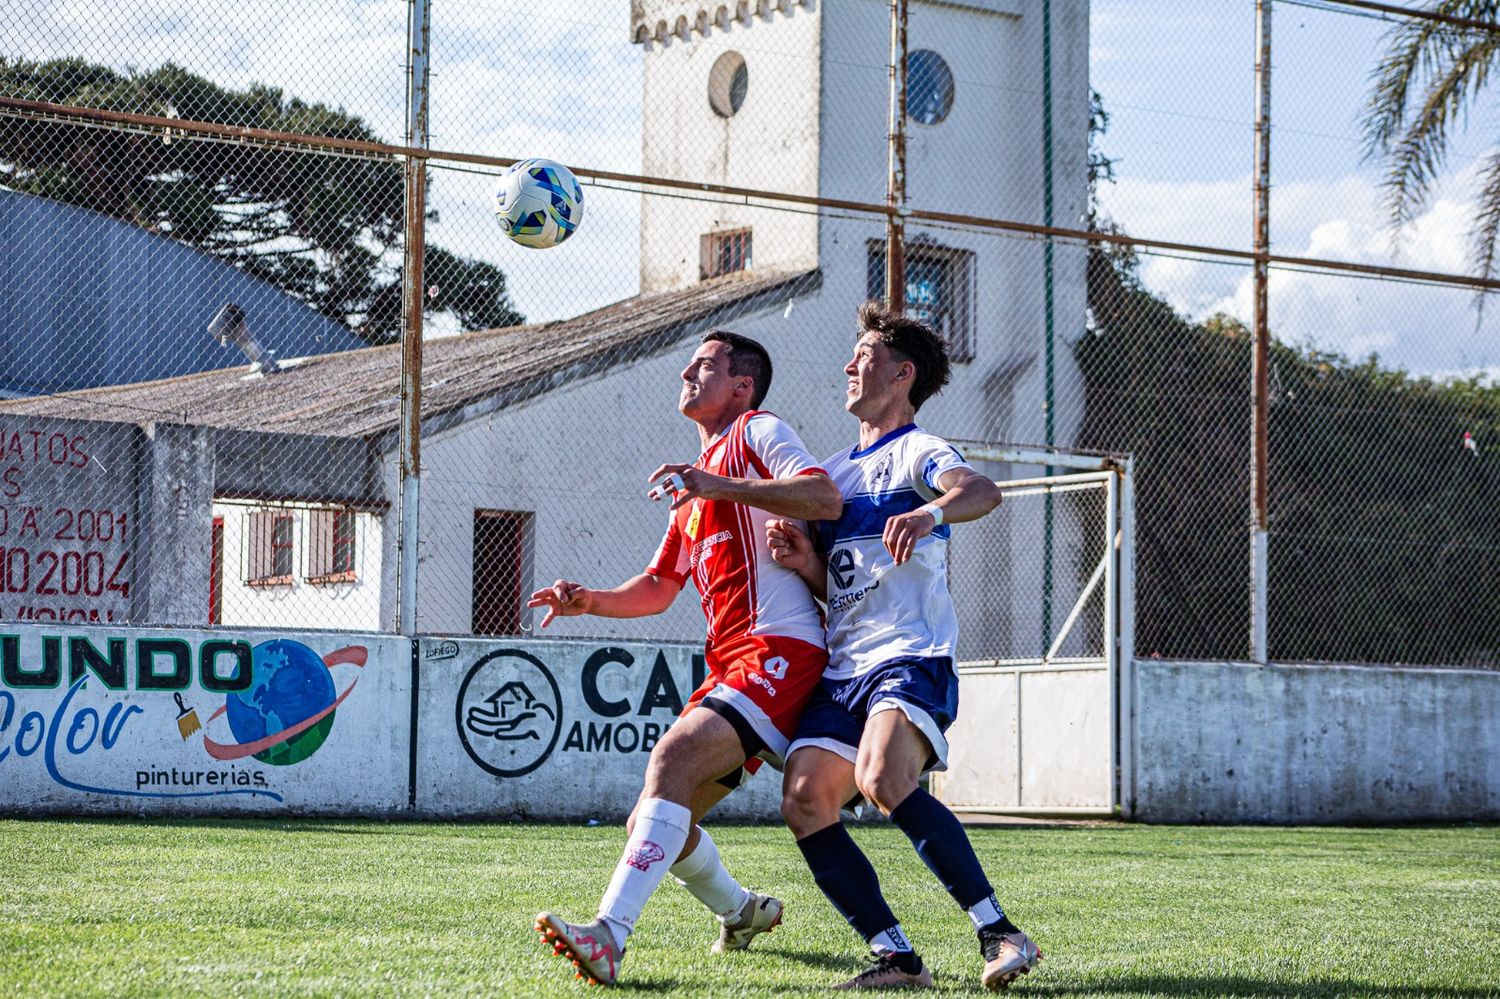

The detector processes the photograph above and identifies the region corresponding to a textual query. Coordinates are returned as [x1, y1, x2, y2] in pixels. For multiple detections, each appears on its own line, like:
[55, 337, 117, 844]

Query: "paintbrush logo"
[174, 692, 202, 740]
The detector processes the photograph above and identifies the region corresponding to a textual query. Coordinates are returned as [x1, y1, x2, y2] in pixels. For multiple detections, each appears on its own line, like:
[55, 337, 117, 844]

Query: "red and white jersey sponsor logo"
[646, 411, 826, 651]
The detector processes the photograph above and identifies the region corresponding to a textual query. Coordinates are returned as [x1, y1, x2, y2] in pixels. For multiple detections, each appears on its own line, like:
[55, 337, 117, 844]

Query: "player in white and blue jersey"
[768, 301, 1043, 991]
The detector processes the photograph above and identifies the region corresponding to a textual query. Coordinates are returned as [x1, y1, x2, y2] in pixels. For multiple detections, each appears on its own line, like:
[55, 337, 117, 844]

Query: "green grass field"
[1, 819, 1497, 997]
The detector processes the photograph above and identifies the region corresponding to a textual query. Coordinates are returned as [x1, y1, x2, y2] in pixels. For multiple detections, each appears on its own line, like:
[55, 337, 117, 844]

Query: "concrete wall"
[415, 637, 781, 819]
[0, 414, 388, 631]
[0, 415, 140, 627]
[12, 627, 1500, 824]
[0, 626, 782, 822]
[1130, 659, 1500, 823]
[0, 626, 409, 816]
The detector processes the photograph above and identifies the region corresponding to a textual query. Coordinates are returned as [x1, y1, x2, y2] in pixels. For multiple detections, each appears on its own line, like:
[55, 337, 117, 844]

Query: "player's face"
[844, 333, 908, 418]
[680, 340, 744, 423]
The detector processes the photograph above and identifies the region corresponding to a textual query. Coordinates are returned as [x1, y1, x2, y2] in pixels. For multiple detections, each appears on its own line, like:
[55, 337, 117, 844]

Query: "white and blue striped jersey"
[817, 424, 972, 681]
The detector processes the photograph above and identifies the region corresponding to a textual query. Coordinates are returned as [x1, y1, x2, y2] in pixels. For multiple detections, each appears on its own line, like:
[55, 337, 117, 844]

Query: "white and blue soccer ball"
[493, 158, 585, 248]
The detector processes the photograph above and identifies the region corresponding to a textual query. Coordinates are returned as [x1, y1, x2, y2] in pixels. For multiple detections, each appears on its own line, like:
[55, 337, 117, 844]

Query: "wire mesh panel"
[937, 459, 1121, 815]
[0, 114, 401, 631]
[951, 467, 1112, 665]
[0, 0, 1495, 664]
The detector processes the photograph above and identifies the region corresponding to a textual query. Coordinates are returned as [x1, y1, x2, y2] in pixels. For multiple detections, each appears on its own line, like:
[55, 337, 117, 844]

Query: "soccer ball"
[493, 158, 585, 248]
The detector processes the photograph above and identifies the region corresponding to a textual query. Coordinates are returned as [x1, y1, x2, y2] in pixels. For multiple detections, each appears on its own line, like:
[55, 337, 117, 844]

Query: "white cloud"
[1098, 166, 1500, 379]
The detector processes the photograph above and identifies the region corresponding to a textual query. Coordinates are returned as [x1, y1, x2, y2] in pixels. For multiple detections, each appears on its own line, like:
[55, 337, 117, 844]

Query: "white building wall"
[639, 4, 822, 292]
[409, 349, 729, 640]
[385, 0, 1095, 648]
[213, 500, 383, 633]
[814, 0, 1093, 660]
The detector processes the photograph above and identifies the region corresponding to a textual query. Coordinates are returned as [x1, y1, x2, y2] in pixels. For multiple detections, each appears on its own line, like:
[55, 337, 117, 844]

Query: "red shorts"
[681, 634, 828, 776]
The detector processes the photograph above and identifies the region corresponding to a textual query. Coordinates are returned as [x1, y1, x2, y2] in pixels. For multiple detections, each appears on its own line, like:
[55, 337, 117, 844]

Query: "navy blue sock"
[889, 787, 996, 910]
[796, 822, 903, 944]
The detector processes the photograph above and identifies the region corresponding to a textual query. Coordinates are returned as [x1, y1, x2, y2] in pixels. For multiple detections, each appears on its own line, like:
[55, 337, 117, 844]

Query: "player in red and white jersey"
[529, 330, 841, 986]
[647, 406, 827, 652]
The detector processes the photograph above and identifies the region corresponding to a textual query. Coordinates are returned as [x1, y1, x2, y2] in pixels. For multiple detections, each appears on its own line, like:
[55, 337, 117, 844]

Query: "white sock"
[597, 798, 692, 950]
[966, 893, 1005, 930]
[670, 827, 750, 917]
[869, 924, 914, 955]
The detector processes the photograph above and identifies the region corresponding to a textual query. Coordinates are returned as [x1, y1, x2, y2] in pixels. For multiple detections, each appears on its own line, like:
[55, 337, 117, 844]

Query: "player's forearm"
[929, 475, 1003, 524]
[708, 473, 843, 521]
[798, 555, 828, 601]
[586, 573, 680, 618]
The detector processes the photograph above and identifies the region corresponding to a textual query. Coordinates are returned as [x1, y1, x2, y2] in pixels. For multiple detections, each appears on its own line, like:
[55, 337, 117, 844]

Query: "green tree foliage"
[1362, 1, 1500, 288]
[0, 58, 523, 343]
[1079, 254, 1500, 665]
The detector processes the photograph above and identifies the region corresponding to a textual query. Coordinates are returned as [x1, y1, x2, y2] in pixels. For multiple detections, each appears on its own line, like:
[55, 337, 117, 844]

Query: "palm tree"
[1362, 2, 1500, 285]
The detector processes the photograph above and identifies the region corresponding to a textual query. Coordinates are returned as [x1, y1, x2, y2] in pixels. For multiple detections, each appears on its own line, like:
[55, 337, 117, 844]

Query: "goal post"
[933, 444, 1135, 818]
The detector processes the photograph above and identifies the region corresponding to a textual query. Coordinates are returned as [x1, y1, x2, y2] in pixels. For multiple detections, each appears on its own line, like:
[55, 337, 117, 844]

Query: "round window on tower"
[708, 51, 749, 118]
[906, 50, 955, 126]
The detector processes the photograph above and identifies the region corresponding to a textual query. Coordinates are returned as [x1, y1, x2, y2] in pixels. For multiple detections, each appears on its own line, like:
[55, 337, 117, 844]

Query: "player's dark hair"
[856, 300, 951, 410]
[702, 329, 773, 408]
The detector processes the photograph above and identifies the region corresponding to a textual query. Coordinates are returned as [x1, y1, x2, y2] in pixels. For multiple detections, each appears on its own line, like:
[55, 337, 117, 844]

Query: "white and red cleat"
[535, 912, 623, 986]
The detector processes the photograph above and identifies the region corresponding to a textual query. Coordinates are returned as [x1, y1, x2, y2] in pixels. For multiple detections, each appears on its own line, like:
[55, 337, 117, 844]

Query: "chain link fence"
[0, 0, 1495, 668]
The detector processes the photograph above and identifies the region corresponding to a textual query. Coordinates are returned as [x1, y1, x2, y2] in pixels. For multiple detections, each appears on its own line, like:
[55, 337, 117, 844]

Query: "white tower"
[630, 0, 1091, 446]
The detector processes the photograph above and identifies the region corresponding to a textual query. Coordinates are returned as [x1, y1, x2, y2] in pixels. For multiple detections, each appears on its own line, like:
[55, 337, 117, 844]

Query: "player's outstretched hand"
[526, 579, 593, 627]
[767, 518, 813, 571]
[883, 508, 937, 565]
[647, 463, 724, 509]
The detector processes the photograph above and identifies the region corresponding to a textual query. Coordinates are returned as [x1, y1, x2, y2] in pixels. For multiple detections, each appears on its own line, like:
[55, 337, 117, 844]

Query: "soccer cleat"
[834, 951, 934, 989]
[979, 925, 1042, 991]
[535, 912, 623, 986]
[713, 891, 784, 952]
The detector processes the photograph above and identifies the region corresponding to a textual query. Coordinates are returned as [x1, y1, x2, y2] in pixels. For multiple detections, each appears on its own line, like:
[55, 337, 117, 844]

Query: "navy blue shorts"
[786, 656, 959, 772]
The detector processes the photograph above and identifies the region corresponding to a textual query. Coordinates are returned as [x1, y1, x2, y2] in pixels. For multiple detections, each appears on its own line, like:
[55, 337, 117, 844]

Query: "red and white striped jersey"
[646, 411, 827, 650]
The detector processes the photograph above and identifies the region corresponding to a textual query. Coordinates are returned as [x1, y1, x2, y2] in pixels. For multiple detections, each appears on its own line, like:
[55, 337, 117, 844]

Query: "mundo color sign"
[0, 625, 409, 815]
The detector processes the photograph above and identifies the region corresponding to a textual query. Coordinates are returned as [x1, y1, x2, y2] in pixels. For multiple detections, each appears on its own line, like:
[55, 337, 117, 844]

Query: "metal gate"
[931, 446, 1134, 818]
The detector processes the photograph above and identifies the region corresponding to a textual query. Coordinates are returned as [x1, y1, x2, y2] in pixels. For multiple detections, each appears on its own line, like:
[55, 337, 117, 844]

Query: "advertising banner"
[0, 625, 410, 815]
[416, 638, 782, 821]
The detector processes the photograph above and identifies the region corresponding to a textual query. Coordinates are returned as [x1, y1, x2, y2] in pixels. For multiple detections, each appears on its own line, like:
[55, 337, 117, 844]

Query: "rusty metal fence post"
[1251, 0, 1272, 664]
[398, 0, 431, 635]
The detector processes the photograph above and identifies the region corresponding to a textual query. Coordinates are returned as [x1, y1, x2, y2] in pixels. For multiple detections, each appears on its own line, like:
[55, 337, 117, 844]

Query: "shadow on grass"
[767, 946, 865, 975]
[1025, 976, 1495, 997]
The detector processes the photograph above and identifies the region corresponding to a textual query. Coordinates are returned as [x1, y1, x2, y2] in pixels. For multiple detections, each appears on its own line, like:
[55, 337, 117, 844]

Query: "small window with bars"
[867, 239, 977, 363]
[308, 509, 358, 584]
[246, 511, 295, 586]
[701, 228, 752, 280]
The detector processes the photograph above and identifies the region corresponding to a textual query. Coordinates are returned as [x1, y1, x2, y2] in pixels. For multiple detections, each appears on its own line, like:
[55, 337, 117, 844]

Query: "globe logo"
[202, 640, 367, 766]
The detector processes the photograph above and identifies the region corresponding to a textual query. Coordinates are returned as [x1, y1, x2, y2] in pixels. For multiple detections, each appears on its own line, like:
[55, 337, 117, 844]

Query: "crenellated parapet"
[630, 0, 816, 46]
